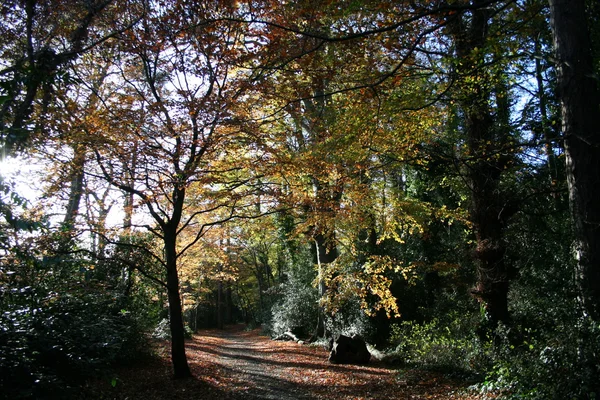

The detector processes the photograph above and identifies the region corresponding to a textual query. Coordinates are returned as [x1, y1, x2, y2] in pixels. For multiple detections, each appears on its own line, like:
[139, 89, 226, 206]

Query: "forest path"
[184, 324, 476, 399]
[100, 324, 482, 399]
[194, 326, 313, 399]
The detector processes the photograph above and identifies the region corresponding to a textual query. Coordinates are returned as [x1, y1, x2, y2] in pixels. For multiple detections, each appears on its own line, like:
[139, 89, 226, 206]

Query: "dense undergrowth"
[0, 232, 162, 399]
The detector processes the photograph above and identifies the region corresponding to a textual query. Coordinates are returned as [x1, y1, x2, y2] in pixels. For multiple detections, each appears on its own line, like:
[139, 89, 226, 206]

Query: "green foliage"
[479, 319, 600, 399]
[104, 233, 166, 329]
[0, 278, 150, 399]
[1, 296, 142, 397]
[388, 315, 491, 376]
[152, 318, 194, 340]
[269, 257, 319, 338]
[474, 190, 600, 399]
[1, 1, 596, 398]
[152, 318, 172, 340]
[0, 227, 159, 399]
[0, 175, 41, 233]
[326, 297, 375, 340]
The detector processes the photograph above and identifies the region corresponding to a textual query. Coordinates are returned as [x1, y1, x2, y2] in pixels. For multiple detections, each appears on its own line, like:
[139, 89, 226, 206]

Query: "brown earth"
[92, 324, 488, 399]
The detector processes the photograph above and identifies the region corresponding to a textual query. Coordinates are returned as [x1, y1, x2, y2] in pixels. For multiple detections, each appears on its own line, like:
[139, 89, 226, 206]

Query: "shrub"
[388, 314, 491, 376]
[480, 318, 600, 399]
[326, 297, 375, 340]
[0, 233, 159, 399]
[270, 282, 319, 337]
[0, 289, 150, 399]
[269, 267, 319, 338]
[152, 318, 194, 339]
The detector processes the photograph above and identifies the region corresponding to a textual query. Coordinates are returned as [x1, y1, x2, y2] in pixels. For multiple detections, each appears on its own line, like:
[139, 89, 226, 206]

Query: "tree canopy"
[1, 0, 599, 398]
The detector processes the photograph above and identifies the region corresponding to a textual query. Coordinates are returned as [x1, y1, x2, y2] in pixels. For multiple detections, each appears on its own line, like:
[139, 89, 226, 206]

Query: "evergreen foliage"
[0, 238, 158, 399]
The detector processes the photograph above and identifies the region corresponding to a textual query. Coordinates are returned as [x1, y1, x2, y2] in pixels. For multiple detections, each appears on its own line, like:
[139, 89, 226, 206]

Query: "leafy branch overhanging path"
[104, 325, 486, 400]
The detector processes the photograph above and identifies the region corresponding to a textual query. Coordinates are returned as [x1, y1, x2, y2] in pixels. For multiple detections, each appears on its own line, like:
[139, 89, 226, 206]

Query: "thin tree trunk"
[95, 199, 109, 259]
[63, 144, 86, 227]
[534, 35, 560, 185]
[164, 228, 192, 378]
[549, 0, 600, 320]
[217, 279, 224, 330]
[311, 232, 337, 340]
[226, 285, 233, 324]
[123, 143, 138, 230]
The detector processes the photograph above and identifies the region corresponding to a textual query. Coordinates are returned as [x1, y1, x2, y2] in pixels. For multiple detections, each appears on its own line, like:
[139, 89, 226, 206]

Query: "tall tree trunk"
[95, 196, 110, 259]
[164, 226, 192, 378]
[549, 0, 600, 320]
[226, 285, 233, 324]
[217, 278, 224, 330]
[448, 1, 515, 328]
[123, 143, 138, 230]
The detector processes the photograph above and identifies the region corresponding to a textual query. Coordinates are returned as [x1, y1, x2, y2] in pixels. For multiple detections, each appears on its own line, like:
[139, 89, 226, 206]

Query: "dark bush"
[0, 230, 161, 399]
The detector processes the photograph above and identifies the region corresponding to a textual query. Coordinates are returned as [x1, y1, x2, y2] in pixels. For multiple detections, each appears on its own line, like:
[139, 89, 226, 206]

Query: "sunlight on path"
[187, 325, 477, 400]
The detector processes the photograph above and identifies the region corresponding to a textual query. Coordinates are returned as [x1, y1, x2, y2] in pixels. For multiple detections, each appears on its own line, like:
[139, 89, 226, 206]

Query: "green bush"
[0, 289, 150, 399]
[483, 206, 600, 399]
[325, 297, 375, 341]
[0, 230, 160, 399]
[480, 319, 600, 399]
[388, 314, 492, 376]
[269, 267, 319, 338]
[270, 283, 319, 337]
[152, 318, 194, 339]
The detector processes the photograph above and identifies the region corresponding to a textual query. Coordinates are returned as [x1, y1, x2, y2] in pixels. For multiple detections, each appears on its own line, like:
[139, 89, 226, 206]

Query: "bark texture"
[549, 0, 600, 320]
[163, 185, 192, 378]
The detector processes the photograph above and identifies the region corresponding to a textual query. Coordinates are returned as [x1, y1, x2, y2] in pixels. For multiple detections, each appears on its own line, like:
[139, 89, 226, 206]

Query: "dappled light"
[96, 325, 482, 400]
[1, 0, 599, 399]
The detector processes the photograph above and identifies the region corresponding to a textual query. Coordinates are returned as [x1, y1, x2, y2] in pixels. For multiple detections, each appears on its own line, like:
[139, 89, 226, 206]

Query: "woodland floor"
[92, 324, 490, 400]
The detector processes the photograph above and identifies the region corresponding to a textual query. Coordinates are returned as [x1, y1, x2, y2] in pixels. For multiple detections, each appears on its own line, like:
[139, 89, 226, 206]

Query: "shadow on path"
[187, 325, 416, 400]
[96, 324, 479, 400]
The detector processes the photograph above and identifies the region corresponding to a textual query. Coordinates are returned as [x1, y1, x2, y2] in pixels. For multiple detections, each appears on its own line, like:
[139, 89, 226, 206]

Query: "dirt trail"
[100, 325, 482, 400]
[207, 329, 313, 399]
[184, 325, 475, 400]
